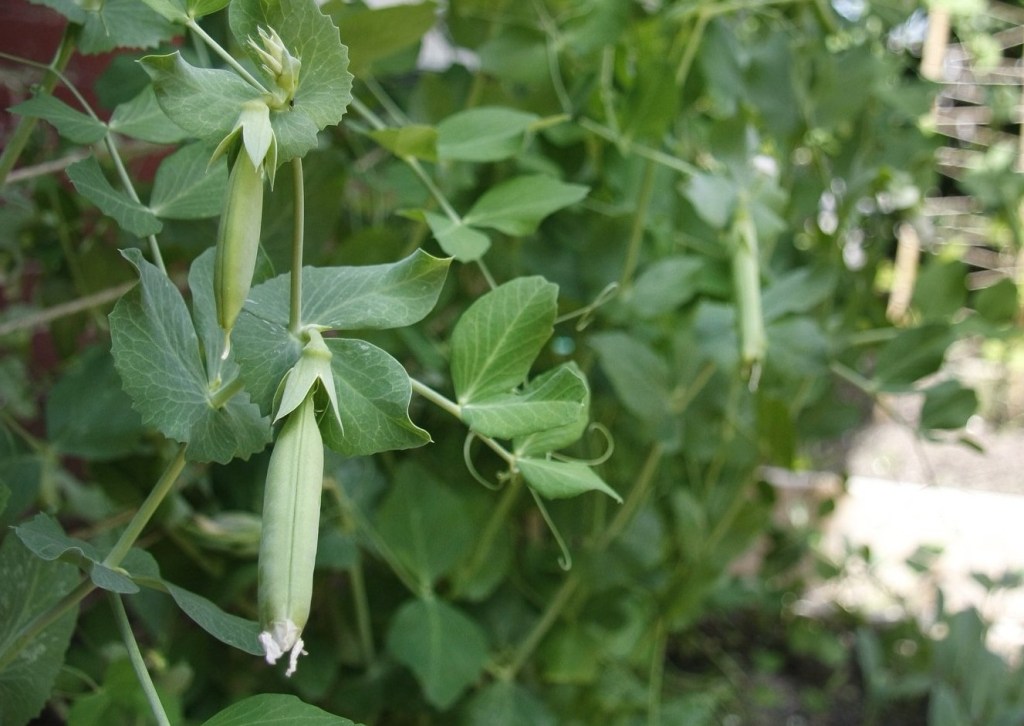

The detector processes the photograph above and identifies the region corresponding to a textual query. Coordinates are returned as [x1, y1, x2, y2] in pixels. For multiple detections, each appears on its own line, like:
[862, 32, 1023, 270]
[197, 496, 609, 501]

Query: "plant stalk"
[290, 157, 305, 333]
[109, 593, 172, 726]
[0, 24, 79, 186]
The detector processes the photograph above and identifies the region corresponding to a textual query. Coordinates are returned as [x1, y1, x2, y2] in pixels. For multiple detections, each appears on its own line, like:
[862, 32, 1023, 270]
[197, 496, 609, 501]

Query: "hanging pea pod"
[257, 391, 324, 676]
[731, 195, 766, 382]
[214, 149, 265, 354]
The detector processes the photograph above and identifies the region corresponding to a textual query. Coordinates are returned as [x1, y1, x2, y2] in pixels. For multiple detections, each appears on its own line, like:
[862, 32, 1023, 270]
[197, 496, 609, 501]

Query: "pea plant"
[0, 0, 1001, 723]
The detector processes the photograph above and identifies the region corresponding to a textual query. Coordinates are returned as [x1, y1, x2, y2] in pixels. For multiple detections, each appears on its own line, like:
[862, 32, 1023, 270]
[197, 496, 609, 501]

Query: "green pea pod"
[732, 200, 766, 374]
[214, 151, 264, 350]
[257, 392, 323, 676]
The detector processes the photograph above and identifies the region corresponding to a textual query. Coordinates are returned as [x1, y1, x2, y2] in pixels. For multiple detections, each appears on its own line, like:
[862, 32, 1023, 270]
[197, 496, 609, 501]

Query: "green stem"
[599, 443, 665, 549]
[351, 97, 463, 224]
[0, 282, 133, 338]
[409, 378, 515, 465]
[102, 133, 167, 274]
[619, 159, 657, 292]
[647, 620, 667, 726]
[578, 118, 698, 175]
[208, 376, 245, 409]
[0, 24, 78, 186]
[508, 442, 665, 676]
[349, 551, 376, 663]
[325, 478, 423, 596]
[507, 573, 581, 677]
[674, 10, 709, 88]
[409, 377, 462, 419]
[103, 445, 188, 567]
[109, 593, 171, 726]
[0, 578, 94, 672]
[452, 475, 524, 597]
[289, 157, 305, 333]
[186, 19, 269, 93]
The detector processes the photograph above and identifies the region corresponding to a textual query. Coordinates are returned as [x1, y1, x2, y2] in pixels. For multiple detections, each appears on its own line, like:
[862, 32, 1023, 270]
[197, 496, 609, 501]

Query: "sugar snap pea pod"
[732, 198, 766, 373]
[257, 392, 323, 677]
[214, 150, 264, 351]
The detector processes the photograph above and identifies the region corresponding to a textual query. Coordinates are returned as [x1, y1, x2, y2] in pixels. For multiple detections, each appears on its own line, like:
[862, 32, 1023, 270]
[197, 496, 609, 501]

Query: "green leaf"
[514, 363, 592, 456]
[761, 267, 837, 322]
[589, 331, 672, 422]
[975, 278, 1018, 325]
[683, 172, 737, 229]
[0, 532, 79, 726]
[451, 276, 558, 403]
[464, 175, 589, 235]
[423, 211, 491, 261]
[163, 582, 262, 656]
[47, 345, 144, 460]
[10, 94, 107, 144]
[29, 0, 178, 54]
[202, 694, 360, 725]
[189, 0, 230, 17]
[139, 0, 188, 23]
[230, 0, 354, 162]
[631, 256, 704, 318]
[333, 1, 438, 74]
[319, 339, 430, 456]
[436, 106, 539, 162]
[255, 250, 451, 330]
[66, 157, 163, 237]
[374, 463, 473, 586]
[369, 125, 438, 161]
[109, 249, 271, 464]
[149, 142, 228, 220]
[461, 363, 587, 440]
[140, 53, 260, 141]
[462, 680, 556, 726]
[108, 86, 188, 144]
[871, 324, 952, 392]
[517, 457, 621, 502]
[386, 598, 489, 709]
[233, 251, 449, 414]
[920, 380, 977, 431]
[14, 514, 140, 593]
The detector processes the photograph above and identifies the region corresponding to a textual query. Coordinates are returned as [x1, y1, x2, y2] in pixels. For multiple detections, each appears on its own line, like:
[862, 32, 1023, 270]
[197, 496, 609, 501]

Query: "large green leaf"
[109, 249, 271, 463]
[319, 339, 431, 456]
[374, 463, 473, 587]
[369, 125, 438, 162]
[461, 363, 587, 440]
[513, 363, 592, 456]
[630, 256, 704, 318]
[517, 458, 621, 502]
[464, 175, 589, 236]
[230, 0, 354, 162]
[202, 694, 361, 726]
[386, 598, 489, 709]
[140, 53, 260, 141]
[108, 86, 188, 143]
[14, 513, 137, 594]
[67, 157, 163, 238]
[46, 345, 144, 460]
[9, 94, 107, 144]
[423, 211, 491, 261]
[450, 277, 558, 404]
[920, 380, 977, 431]
[243, 250, 451, 331]
[149, 142, 228, 220]
[436, 106, 539, 162]
[31, 0, 177, 53]
[0, 530, 79, 726]
[870, 324, 952, 392]
[232, 251, 449, 414]
[589, 331, 672, 422]
[462, 681, 556, 726]
[331, 1, 439, 74]
[162, 582, 262, 656]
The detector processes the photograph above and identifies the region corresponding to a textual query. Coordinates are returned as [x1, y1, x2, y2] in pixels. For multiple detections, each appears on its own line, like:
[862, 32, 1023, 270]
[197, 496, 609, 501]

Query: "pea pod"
[731, 198, 766, 375]
[257, 392, 323, 676]
[214, 150, 264, 350]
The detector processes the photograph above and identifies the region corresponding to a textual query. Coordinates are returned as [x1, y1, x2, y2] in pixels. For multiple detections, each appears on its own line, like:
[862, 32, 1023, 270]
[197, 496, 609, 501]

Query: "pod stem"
[289, 157, 305, 333]
[109, 592, 172, 726]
